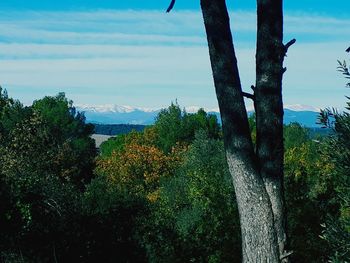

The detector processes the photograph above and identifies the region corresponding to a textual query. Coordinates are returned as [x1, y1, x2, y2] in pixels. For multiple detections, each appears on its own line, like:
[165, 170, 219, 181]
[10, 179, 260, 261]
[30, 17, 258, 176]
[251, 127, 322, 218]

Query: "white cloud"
[285, 13, 350, 35]
[0, 44, 199, 59]
[0, 10, 349, 109]
[0, 10, 206, 45]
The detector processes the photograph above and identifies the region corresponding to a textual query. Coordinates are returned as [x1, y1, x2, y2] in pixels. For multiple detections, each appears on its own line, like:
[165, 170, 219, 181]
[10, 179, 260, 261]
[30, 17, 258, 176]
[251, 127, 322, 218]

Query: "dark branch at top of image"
[166, 0, 176, 13]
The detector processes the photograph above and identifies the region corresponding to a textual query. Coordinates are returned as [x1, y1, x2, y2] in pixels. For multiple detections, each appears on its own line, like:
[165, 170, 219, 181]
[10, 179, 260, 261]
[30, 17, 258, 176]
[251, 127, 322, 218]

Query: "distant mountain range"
[77, 104, 322, 127]
[282, 109, 321, 127]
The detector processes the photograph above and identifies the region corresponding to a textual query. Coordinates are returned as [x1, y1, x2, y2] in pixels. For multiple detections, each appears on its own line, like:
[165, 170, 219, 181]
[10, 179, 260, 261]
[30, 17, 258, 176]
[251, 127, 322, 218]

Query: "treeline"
[93, 124, 146, 136]
[0, 89, 349, 262]
[93, 123, 331, 139]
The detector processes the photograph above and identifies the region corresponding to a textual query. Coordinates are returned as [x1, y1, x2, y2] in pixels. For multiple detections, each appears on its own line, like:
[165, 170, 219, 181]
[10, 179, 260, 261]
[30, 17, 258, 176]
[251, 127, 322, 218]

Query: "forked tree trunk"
[200, 0, 289, 261]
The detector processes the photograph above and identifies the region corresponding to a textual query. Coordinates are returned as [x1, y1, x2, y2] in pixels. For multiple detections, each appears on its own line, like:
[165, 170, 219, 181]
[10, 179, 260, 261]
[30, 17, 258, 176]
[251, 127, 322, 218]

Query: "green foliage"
[142, 131, 241, 262]
[337, 60, 350, 88]
[0, 92, 98, 262]
[319, 115, 350, 261]
[154, 103, 221, 152]
[0, 88, 31, 144]
[97, 106, 228, 262]
[284, 122, 310, 150]
[316, 59, 350, 262]
[284, 139, 334, 262]
[13, 93, 96, 188]
[100, 133, 128, 157]
[100, 126, 158, 157]
[78, 175, 148, 262]
[96, 133, 184, 202]
[1, 89, 347, 262]
[33, 93, 96, 187]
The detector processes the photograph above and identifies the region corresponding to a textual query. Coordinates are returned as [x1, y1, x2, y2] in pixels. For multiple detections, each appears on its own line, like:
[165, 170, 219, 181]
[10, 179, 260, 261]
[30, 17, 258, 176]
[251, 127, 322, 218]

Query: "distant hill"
[79, 105, 322, 128]
[283, 109, 321, 128]
[209, 109, 321, 128]
[93, 124, 146, 136]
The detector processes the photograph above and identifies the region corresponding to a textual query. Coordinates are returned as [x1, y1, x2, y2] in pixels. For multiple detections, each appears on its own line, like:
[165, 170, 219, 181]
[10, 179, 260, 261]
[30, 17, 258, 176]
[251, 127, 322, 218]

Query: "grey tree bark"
[199, 0, 293, 262]
[255, 1, 288, 260]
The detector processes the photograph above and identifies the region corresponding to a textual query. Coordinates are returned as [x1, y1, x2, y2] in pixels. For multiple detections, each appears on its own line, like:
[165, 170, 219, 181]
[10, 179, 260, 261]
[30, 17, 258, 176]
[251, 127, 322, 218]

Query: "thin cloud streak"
[0, 10, 349, 46]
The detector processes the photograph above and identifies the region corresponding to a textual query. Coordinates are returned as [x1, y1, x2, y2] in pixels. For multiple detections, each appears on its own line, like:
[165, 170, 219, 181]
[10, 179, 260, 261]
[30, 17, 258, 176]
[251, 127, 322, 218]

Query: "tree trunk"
[255, 0, 289, 260]
[226, 153, 279, 262]
[200, 0, 288, 262]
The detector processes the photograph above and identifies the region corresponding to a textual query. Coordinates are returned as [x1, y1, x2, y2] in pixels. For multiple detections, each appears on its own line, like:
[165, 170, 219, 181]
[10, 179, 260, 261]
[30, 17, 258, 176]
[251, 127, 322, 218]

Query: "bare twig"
[44, 199, 62, 217]
[280, 250, 294, 260]
[53, 242, 58, 263]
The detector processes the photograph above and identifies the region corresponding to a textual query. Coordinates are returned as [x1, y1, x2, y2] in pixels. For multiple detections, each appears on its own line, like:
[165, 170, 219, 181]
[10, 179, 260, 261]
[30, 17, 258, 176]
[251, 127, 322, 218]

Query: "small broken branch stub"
[284, 39, 296, 55]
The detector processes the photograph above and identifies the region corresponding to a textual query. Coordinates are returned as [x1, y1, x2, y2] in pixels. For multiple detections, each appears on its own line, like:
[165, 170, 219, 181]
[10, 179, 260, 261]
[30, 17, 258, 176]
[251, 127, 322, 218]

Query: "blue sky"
[0, 0, 349, 110]
[0, 0, 348, 16]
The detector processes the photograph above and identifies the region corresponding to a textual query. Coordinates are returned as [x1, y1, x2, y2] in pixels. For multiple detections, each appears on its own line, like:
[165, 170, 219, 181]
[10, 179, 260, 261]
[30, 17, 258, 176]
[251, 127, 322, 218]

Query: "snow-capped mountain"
[284, 104, 320, 112]
[76, 104, 322, 127]
[76, 104, 157, 113]
[76, 105, 158, 125]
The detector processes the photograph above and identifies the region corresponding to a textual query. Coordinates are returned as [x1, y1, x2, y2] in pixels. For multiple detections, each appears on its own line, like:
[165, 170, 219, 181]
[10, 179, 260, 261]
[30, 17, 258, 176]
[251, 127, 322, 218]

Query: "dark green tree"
[0, 92, 97, 261]
[319, 59, 350, 262]
[154, 103, 220, 153]
[32, 93, 96, 188]
[141, 131, 240, 262]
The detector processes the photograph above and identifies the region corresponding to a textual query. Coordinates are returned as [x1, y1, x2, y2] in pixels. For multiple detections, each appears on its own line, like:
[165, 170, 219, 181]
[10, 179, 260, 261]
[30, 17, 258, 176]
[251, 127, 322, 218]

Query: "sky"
[0, 0, 349, 111]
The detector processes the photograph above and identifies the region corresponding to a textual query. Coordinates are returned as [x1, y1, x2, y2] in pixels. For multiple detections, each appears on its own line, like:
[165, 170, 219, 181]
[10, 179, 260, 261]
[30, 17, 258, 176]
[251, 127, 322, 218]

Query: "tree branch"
[166, 0, 176, 13]
[283, 38, 296, 55]
[242, 91, 255, 101]
[346, 47, 350, 52]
